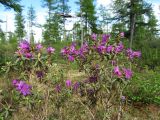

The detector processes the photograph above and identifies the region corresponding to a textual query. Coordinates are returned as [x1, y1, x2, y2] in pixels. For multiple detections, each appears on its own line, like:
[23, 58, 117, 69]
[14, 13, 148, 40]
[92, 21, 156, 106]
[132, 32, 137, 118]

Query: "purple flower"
[13, 80, 32, 96]
[73, 50, 79, 55]
[47, 47, 55, 54]
[66, 80, 72, 87]
[61, 48, 65, 54]
[25, 52, 32, 59]
[82, 42, 88, 48]
[20, 83, 31, 96]
[113, 66, 122, 77]
[55, 84, 61, 93]
[133, 51, 141, 58]
[78, 49, 85, 58]
[106, 45, 113, 53]
[16, 81, 25, 90]
[81, 42, 88, 51]
[78, 42, 89, 57]
[101, 34, 110, 45]
[61, 42, 88, 59]
[36, 43, 43, 51]
[126, 49, 134, 59]
[12, 79, 18, 86]
[97, 45, 106, 54]
[91, 33, 97, 41]
[126, 48, 133, 54]
[123, 68, 132, 79]
[120, 32, 124, 37]
[70, 45, 76, 53]
[68, 55, 75, 61]
[114, 42, 124, 54]
[61, 47, 68, 55]
[36, 71, 44, 78]
[73, 82, 80, 91]
[126, 49, 141, 59]
[19, 40, 30, 52]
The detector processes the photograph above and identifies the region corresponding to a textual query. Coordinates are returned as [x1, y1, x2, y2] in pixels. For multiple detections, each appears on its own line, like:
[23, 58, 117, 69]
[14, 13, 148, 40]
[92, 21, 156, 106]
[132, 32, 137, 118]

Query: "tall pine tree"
[14, 10, 25, 41]
[111, 0, 157, 48]
[98, 5, 111, 33]
[42, 0, 61, 44]
[27, 5, 36, 43]
[0, 0, 22, 12]
[76, 0, 97, 34]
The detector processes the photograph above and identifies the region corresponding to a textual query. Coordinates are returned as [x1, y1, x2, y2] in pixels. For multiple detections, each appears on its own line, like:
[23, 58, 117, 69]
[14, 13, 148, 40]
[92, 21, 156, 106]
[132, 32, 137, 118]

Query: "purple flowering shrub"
[12, 79, 31, 96]
[1, 40, 59, 118]
[1, 36, 142, 119]
[12, 40, 56, 80]
[59, 33, 141, 118]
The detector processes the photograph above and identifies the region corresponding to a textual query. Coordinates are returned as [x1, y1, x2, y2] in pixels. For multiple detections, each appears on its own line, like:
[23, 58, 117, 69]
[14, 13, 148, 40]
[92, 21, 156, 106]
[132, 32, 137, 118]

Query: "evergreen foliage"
[14, 10, 25, 40]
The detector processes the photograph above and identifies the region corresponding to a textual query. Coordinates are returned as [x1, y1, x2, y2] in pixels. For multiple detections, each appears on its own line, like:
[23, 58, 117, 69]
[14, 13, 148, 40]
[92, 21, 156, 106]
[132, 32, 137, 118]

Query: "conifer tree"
[76, 0, 97, 34]
[42, 0, 60, 44]
[27, 5, 36, 43]
[112, 0, 157, 47]
[14, 10, 25, 40]
[0, 0, 22, 12]
[98, 5, 111, 33]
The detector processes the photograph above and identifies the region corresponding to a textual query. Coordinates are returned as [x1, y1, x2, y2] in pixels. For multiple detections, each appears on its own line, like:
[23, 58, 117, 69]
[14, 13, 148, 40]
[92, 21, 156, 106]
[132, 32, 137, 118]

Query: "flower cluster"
[61, 42, 89, 61]
[47, 47, 55, 54]
[113, 66, 132, 79]
[15, 40, 55, 59]
[114, 42, 124, 54]
[61, 43, 77, 61]
[91, 33, 97, 41]
[61, 34, 118, 61]
[12, 79, 32, 96]
[19, 40, 30, 51]
[15, 40, 32, 59]
[35, 43, 43, 51]
[91, 33, 125, 55]
[126, 48, 141, 60]
[61, 33, 141, 82]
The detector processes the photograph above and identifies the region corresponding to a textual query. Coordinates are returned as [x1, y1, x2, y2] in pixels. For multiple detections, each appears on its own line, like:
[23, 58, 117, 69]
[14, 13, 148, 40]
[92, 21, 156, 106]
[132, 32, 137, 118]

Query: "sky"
[0, 0, 160, 42]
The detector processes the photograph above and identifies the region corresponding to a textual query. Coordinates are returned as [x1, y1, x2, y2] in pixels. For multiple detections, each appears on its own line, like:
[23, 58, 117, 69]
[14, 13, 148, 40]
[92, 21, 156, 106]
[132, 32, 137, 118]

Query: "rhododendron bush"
[1, 41, 62, 119]
[1, 33, 141, 119]
[60, 33, 141, 119]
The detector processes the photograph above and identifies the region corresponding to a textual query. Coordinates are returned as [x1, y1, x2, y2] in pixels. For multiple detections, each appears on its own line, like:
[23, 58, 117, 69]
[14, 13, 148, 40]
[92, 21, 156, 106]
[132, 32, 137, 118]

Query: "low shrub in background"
[125, 68, 160, 105]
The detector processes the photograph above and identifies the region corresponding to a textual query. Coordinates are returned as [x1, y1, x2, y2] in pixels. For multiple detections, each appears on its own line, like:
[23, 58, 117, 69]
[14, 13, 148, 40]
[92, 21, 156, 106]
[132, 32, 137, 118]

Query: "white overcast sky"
[0, 0, 159, 42]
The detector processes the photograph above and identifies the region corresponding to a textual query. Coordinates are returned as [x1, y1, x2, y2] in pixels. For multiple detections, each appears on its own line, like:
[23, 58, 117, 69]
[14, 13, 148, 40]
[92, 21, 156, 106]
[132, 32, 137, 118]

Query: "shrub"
[125, 68, 160, 105]
[59, 33, 141, 119]
[1, 33, 141, 119]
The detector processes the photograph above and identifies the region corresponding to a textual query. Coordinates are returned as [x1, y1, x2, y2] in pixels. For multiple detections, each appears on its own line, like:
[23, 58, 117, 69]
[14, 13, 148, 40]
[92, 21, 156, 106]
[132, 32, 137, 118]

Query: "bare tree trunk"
[129, 0, 136, 49]
[85, 13, 88, 35]
[48, 3, 51, 45]
[130, 14, 136, 49]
